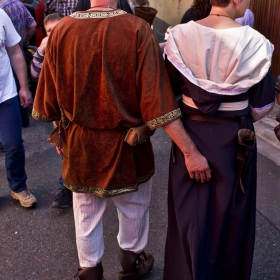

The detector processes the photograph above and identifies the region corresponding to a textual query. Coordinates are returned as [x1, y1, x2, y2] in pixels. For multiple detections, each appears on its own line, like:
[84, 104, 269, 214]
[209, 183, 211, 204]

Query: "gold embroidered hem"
[64, 168, 155, 197]
[146, 108, 182, 129]
[32, 109, 60, 122]
[71, 10, 126, 19]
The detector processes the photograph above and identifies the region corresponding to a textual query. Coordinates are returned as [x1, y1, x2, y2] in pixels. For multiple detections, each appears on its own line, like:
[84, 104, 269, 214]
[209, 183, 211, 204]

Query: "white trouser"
[73, 177, 153, 268]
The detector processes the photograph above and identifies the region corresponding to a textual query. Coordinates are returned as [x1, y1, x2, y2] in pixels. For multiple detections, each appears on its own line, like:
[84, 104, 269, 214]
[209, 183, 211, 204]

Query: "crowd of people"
[0, 0, 277, 279]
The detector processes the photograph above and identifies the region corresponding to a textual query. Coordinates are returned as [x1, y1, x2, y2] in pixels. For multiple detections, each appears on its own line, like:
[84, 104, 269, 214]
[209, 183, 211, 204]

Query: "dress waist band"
[185, 114, 239, 123]
[182, 95, 249, 111]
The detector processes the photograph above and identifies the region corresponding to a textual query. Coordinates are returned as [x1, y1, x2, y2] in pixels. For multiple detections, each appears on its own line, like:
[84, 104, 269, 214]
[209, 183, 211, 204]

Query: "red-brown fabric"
[35, 2, 45, 47]
[32, 10, 181, 197]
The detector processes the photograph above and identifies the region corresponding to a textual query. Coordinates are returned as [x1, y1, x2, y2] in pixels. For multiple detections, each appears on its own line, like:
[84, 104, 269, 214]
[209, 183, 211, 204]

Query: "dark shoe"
[51, 188, 72, 208]
[118, 248, 154, 280]
[74, 262, 104, 280]
[0, 140, 5, 153]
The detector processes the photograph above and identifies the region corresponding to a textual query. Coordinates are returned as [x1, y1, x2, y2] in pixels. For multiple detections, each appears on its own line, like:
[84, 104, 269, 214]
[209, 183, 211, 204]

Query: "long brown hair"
[211, 0, 231, 7]
[191, 0, 212, 19]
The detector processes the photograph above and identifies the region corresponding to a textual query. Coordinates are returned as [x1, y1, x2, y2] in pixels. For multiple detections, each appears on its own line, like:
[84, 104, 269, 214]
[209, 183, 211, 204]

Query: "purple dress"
[163, 22, 274, 280]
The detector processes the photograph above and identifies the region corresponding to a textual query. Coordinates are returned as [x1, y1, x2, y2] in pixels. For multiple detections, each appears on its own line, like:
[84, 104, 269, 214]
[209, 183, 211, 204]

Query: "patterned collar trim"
[71, 10, 127, 19]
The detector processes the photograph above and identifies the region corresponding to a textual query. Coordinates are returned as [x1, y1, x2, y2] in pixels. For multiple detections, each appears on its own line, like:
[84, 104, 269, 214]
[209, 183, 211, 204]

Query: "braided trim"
[146, 108, 182, 129]
[71, 10, 126, 19]
[64, 169, 154, 197]
[32, 109, 60, 122]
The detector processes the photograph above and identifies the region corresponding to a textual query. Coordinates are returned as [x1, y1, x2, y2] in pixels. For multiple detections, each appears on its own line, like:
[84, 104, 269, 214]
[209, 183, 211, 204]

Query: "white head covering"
[165, 21, 274, 95]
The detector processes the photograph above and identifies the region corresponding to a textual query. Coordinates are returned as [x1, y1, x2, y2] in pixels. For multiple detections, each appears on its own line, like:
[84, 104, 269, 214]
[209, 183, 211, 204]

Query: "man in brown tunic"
[32, 0, 211, 279]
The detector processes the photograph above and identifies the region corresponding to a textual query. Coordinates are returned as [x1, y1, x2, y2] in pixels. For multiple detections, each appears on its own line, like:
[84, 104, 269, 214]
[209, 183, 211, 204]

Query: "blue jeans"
[14, 71, 30, 128]
[0, 96, 27, 192]
[59, 175, 67, 190]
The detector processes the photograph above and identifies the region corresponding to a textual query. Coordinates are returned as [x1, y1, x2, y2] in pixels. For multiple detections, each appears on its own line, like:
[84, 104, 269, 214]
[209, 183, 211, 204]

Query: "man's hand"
[18, 88, 32, 108]
[6, 43, 30, 103]
[56, 146, 64, 161]
[163, 118, 211, 183]
[183, 147, 211, 183]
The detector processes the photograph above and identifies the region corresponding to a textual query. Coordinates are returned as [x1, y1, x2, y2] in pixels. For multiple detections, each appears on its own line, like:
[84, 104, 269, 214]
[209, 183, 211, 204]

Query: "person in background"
[47, 0, 78, 16]
[126, 0, 149, 14]
[180, 0, 212, 24]
[0, 0, 37, 128]
[159, 25, 173, 50]
[163, 0, 275, 279]
[116, 0, 133, 13]
[0, 8, 37, 208]
[0, 0, 36, 47]
[21, 0, 46, 99]
[30, 13, 62, 81]
[21, 0, 46, 47]
[235, 8, 254, 27]
[30, 13, 72, 209]
[34, 0, 46, 47]
[76, 0, 147, 14]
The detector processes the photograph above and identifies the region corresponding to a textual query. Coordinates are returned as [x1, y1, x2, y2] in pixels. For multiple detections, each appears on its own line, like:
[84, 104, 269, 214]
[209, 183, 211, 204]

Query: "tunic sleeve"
[137, 31, 182, 130]
[249, 68, 275, 121]
[32, 31, 60, 122]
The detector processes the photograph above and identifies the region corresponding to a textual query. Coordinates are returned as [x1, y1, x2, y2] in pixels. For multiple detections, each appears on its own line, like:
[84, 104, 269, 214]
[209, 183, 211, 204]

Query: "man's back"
[41, 10, 166, 129]
[33, 9, 179, 194]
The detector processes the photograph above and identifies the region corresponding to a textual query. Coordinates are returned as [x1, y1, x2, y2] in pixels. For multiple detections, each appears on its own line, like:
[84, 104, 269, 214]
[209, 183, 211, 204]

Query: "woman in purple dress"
[163, 0, 275, 279]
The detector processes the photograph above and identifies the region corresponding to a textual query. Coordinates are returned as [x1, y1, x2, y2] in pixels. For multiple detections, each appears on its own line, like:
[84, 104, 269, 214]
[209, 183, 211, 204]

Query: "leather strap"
[185, 114, 239, 123]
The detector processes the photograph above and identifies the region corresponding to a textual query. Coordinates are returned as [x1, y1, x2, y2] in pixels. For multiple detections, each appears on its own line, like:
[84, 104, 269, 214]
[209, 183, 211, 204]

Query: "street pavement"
[0, 107, 280, 279]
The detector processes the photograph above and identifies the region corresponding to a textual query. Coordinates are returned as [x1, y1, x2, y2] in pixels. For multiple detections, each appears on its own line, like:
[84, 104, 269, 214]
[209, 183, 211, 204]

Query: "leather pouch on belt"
[124, 124, 155, 146]
[47, 120, 66, 149]
[47, 109, 70, 148]
[47, 124, 65, 148]
[232, 128, 255, 207]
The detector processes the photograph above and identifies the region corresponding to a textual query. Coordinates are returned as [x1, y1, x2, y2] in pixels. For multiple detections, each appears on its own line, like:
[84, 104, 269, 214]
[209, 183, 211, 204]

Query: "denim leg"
[14, 72, 30, 128]
[19, 105, 30, 128]
[0, 96, 27, 192]
[59, 175, 66, 190]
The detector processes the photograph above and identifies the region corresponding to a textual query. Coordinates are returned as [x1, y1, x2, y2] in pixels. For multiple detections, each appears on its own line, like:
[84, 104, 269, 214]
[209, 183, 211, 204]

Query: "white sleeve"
[0, 9, 21, 47]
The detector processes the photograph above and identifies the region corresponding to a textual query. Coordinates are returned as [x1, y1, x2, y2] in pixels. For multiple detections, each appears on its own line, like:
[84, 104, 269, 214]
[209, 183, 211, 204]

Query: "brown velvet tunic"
[32, 10, 181, 197]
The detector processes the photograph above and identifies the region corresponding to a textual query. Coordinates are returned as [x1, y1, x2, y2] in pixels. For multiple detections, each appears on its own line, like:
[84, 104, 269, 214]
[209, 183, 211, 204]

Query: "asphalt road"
[0, 118, 279, 280]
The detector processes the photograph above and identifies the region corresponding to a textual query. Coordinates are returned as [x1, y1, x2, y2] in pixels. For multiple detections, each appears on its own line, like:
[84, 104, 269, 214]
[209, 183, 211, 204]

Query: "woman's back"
[166, 21, 273, 94]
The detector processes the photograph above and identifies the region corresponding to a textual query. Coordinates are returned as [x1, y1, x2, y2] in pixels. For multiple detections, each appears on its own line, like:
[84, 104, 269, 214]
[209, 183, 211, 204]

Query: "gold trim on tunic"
[146, 108, 182, 129]
[64, 169, 154, 197]
[32, 109, 60, 122]
[70, 10, 127, 19]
